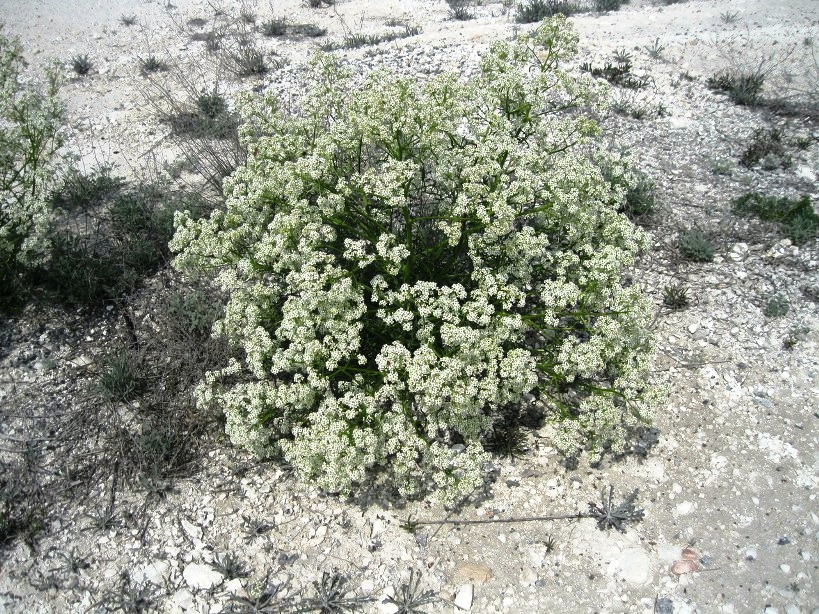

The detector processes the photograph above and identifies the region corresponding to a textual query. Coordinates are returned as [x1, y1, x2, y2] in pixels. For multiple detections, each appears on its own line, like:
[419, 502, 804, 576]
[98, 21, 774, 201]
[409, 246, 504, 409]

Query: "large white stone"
[454, 584, 473, 610]
[611, 548, 652, 585]
[182, 562, 224, 590]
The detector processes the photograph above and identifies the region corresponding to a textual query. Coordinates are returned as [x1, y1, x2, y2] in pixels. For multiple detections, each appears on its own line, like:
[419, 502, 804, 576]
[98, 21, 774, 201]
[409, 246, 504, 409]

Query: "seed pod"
[681, 547, 698, 560]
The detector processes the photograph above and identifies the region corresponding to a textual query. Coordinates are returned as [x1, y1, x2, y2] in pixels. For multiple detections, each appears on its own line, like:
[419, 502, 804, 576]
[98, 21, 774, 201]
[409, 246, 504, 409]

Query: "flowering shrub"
[173, 16, 661, 502]
[0, 26, 65, 294]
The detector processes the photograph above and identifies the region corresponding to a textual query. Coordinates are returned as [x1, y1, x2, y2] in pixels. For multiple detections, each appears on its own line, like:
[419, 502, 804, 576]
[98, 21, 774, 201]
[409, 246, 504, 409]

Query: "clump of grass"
[291, 23, 326, 37]
[383, 570, 438, 613]
[707, 69, 765, 106]
[99, 348, 142, 401]
[594, 0, 629, 12]
[306, 0, 335, 6]
[120, 15, 138, 26]
[678, 228, 714, 262]
[580, 55, 650, 89]
[71, 54, 93, 76]
[644, 38, 665, 60]
[447, 0, 474, 20]
[763, 295, 789, 318]
[48, 165, 124, 211]
[516, 0, 583, 22]
[187, 17, 208, 28]
[336, 26, 421, 50]
[720, 10, 739, 24]
[139, 55, 168, 74]
[261, 17, 288, 37]
[733, 192, 819, 245]
[739, 128, 792, 169]
[622, 172, 656, 218]
[225, 41, 284, 77]
[662, 282, 689, 309]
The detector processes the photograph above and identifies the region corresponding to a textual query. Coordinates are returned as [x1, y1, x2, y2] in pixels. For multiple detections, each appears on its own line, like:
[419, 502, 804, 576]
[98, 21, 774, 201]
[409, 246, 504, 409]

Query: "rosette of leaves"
[173, 17, 661, 503]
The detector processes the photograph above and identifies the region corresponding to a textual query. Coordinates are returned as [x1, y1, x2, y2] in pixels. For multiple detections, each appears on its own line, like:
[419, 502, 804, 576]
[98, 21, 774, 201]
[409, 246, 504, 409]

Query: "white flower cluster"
[1, 29, 65, 277]
[174, 17, 661, 503]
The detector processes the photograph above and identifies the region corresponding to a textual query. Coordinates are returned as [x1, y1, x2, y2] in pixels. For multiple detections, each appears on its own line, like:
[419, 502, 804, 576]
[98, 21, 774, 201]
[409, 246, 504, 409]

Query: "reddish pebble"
[681, 548, 698, 560]
[671, 559, 700, 575]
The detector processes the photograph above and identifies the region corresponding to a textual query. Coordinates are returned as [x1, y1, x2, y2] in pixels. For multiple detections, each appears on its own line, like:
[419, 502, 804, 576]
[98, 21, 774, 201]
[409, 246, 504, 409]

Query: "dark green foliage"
[382, 570, 437, 614]
[301, 571, 372, 612]
[261, 18, 288, 36]
[707, 69, 765, 106]
[292, 23, 327, 37]
[588, 486, 644, 532]
[99, 347, 142, 401]
[594, 0, 628, 11]
[739, 128, 792, 169]
[678, 228, 714, 262]
[763, 295, 789, 318]
[165, 89, 237, 139]
[601, 164, 655, 220]
[228, 43, 275, 77]
[662, 283, 689, 309]
[213, 552, 250, 580]
[39, 183, 177, 306]
[733, 192, 818, 245]
[140, 55, 168, 73]
[622, 173, 656, 218]
[487, 406, 530, 460]
[48, 166, 124, 211]
[0, 455, 44, 547]
[580, 58, 650, 89]
[516, 0, 583, 22]
[336, 26, 421, 50]
[71, 54, 93, 76]
[447, 0, 474, 20]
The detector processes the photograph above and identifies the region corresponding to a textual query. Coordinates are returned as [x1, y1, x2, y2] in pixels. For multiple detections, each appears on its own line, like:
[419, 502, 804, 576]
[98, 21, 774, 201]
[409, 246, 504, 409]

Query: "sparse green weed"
[733, 192, 818, 245]
[707, 69, 765, 106]
[739, 128, 791, 169]
[662, 283, 689, 309]
[679, 228, 715, 262]
[71, 54, 93, 76]
[763, 295, 789, 318]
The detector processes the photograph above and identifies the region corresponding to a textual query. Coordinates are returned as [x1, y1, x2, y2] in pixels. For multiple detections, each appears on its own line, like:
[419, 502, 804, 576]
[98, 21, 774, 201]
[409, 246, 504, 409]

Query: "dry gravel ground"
[0, 0, 818, 612]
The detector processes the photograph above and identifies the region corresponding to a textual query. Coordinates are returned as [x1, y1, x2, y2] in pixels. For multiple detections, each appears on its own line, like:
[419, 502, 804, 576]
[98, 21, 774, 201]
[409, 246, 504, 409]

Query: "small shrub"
[763, 295, 789, 318]
[120, 14, 138, 26]
[600, 161, 655, 220]
[720, 11, 739, 24]
[187, 17, 208, 28]
[173, 17, 661, 502]
[336, 26, 421, 50]
[739, 128, 791, 169]
[291, 23, 327, 38]
[707, 69, 764, 106]
[644, 38, 665, 60]
[580, 57, 649, 89]
[239, 8, 256, 25]
[662, 283, 689, 309]
[516, 0, 582, 23]
[261, 18, 288, 37]
[447, 0, 474, 20]
[1, 27, 65, 307]
[99, 347, 142, 401]
[678, 228, 714, 262]
[306, 0, 334, 6]
[595, 0, 628, 12]
[71, 54, 93, 76]
[48, 165, 124, 211]
[226, 42, 284, 78]
[733, 192, 819, 245]
[140, 55, 168, 73]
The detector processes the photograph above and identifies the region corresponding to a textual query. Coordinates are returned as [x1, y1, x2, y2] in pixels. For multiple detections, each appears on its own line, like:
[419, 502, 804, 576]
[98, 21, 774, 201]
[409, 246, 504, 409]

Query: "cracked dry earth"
[0, 0, 817, 612]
